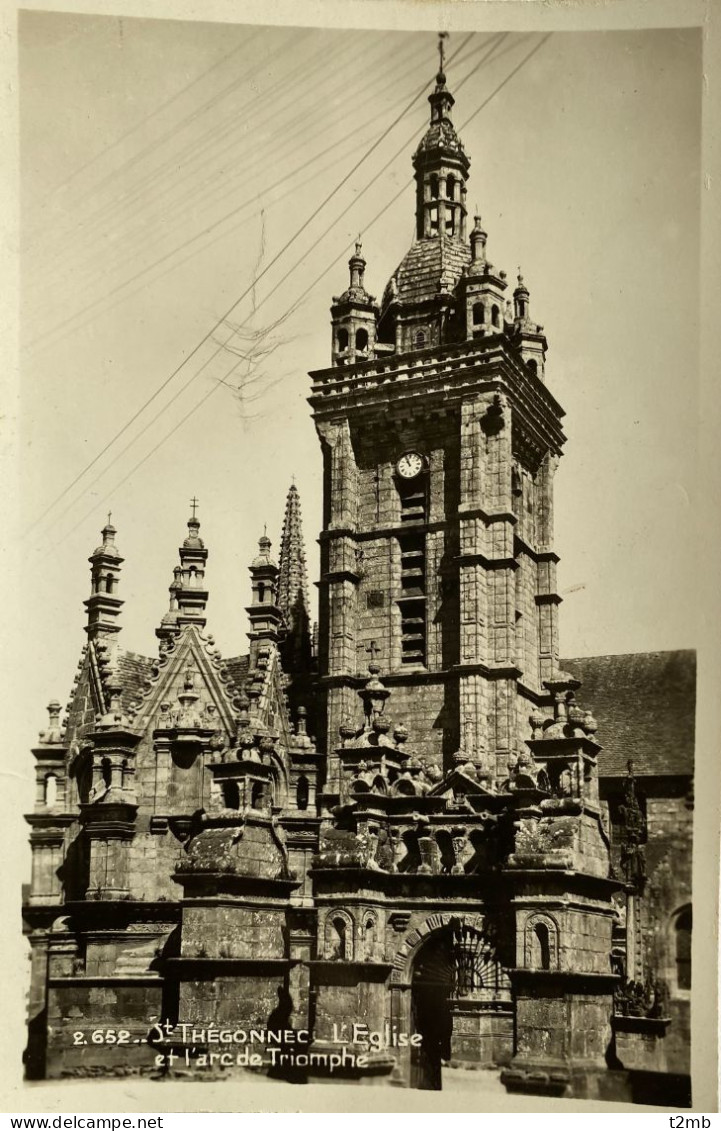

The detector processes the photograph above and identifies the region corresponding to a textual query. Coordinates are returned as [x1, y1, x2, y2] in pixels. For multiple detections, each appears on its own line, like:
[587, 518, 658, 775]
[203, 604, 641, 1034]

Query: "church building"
[23, 51, 694, 1106]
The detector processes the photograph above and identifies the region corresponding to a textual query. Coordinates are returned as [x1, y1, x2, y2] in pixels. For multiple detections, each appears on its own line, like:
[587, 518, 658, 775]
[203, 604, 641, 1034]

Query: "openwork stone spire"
[276, 483, 312, 674]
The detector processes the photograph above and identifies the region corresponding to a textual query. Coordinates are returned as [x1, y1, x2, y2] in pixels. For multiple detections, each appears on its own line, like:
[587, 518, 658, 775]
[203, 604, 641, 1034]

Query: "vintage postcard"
[3, 0, 718, 1115]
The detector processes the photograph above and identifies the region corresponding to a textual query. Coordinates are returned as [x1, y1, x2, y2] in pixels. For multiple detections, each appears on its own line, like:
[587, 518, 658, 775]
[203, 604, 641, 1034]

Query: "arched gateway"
[392, 914, 512, 1089]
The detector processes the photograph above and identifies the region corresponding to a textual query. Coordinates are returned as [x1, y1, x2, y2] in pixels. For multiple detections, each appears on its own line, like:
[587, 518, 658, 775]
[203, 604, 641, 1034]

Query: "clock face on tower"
[396, 451, 424, 480]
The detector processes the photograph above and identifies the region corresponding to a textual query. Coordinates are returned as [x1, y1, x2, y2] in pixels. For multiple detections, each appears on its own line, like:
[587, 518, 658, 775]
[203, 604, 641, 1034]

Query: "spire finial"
[348, 239, 366, 290]
[438, 31, 448, 78]
[190, 495, 199, 520]
[107, 510, 112, 527]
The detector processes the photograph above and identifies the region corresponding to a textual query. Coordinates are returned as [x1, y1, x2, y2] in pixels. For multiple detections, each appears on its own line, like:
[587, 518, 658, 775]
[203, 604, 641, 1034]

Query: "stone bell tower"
[309, 55, 565, 788]
[307, 45, 625, 1099]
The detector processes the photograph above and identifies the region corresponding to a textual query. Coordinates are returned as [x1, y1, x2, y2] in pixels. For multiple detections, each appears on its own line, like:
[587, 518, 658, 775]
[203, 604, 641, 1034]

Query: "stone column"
[536, 455, 562, 684]
[316, 419, 361, 787]
[287, 914, 315, 1031]
[27, 817, 73, 904]
[456, 393, 519, 778]
[81, 803, 138, 899]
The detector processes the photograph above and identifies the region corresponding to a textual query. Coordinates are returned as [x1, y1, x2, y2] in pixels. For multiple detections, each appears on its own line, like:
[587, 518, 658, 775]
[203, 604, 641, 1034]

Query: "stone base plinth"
[502, 1062, 633, 1102]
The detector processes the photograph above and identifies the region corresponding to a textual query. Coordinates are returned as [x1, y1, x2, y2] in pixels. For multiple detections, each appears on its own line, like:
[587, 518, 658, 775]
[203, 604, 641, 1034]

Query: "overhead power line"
[25, 35, 512, 361]
[33, 31, 262, 207]
[28, 33, 416, 313]
[27, 29, 356, 275]
[23, 32, 475, 538]
[26, 33, 473, 358]
[42, 33, 552, 545]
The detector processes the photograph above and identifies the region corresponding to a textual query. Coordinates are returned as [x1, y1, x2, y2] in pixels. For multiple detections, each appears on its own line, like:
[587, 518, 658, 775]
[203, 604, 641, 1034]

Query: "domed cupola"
[377, 39, 472, 355]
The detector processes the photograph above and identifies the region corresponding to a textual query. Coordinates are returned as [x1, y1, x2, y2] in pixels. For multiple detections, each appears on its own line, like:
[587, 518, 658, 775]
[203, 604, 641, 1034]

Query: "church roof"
[383, 236, 471, 309]
[222, 655, 251, 695]
[563, 650, 695, 778]
[117, 650, 154, 708]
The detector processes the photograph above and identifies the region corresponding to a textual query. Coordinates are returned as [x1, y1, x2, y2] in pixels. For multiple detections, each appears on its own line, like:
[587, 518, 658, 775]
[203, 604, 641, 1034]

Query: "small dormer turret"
[461, 216, 508, 340]
[84, 516, 123, 640]
[156, 501, 209, 641]
[513, 272, 548, 381]
[330, 240, 379, 367]
[246, 534, 283, 666]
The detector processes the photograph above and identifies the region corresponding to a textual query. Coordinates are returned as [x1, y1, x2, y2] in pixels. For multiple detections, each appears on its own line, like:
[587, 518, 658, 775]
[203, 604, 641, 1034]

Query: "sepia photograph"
[5, 0, 717, 1115]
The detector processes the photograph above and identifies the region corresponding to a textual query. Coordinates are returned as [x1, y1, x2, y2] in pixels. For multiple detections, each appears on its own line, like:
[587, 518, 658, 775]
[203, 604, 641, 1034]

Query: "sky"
[16, 14, 702, 750]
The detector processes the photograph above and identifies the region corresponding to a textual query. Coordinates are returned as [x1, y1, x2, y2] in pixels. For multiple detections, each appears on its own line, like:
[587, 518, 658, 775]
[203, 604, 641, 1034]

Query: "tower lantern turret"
[412, 50, 470, 242]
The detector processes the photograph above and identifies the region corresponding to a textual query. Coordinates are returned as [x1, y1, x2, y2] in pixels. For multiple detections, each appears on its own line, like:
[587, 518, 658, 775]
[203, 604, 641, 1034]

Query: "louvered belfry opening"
[398, 479, 428, 665]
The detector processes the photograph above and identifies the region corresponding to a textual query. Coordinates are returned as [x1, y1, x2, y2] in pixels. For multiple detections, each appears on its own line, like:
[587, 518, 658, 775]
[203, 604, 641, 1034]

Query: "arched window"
[492, 304, 501, 328]
[44, 773, 57, 807]
[326, 913, 353, 960]
[534, 923, 551, 970]
[355, 328, 368, 352]
[473, 302, 485, 326]
[296, 775, 309, 812]
[525, 914, 559, 970]
[332, 917, 347, 958]
[223, 781, 240, 810]
[101, 758, 112, 789]
[430, 175, 439, 199]
[446, 175, 456, 201]
[414, 331, 426, 349]
[527, 358, 538, 377]
[675, 907, 692, 991]
[105, 575, 114, 594]
[364, 915, 376, 959]
[337, 328, 348, 352]
[251, 782, 264, 810]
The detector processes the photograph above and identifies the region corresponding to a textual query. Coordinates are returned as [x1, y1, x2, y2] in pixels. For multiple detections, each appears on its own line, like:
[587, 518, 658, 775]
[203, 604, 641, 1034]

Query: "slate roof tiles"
[562, 650, 696, 778]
